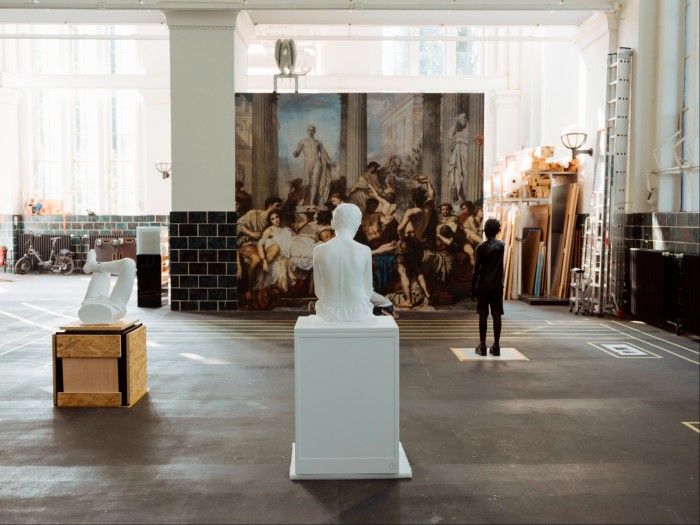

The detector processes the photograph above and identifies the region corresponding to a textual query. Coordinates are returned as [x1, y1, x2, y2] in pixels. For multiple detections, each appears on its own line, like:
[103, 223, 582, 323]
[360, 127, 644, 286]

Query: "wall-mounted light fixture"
[561, 125, 593, 159]
[155, 162, 171, 180]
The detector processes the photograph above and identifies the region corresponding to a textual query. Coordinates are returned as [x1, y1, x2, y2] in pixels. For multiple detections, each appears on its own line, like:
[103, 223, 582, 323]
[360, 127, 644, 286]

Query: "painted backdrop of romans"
[235, 93, 485, 312]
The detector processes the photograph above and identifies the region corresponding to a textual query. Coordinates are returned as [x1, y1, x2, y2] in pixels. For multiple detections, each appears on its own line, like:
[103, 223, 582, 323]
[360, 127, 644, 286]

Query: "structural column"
[0, 88, 21, 215]
[492, 90, 521, 162]
[164, 10, 239, 311]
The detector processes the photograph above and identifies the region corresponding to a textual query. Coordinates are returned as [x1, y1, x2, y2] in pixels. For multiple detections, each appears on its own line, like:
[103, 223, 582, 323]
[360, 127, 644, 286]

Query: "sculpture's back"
[311, 203, 375, 323]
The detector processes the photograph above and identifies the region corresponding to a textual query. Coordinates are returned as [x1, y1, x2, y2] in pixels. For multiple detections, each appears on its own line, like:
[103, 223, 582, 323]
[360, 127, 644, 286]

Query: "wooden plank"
[126, 325, 148, 405]
[521, 228, 542, 295]
[56, 334, 121, 358]
[57, 392, 122, 407]
[61, 357, 119, 393]
[558, 183, 579, 297]
[52, 333, 57, 407]
[59, 318, 140, 332]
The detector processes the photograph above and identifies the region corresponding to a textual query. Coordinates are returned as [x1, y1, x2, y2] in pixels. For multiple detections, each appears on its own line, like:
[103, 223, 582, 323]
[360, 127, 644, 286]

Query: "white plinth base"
[290, 442, 412, 480]
[293, 316, 410, 479]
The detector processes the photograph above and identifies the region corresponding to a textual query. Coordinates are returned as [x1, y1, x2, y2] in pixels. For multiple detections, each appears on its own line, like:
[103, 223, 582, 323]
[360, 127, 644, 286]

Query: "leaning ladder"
[600, 47, 633, 317]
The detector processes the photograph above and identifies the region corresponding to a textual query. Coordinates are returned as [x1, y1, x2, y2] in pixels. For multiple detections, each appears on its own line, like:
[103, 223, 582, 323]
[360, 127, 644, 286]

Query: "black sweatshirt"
[472, 237, 505, 292]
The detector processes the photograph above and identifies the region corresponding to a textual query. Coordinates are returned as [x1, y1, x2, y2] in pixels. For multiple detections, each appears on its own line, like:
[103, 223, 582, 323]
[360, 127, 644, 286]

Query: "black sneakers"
[475, 343, 487, 356]
[489, 345, 501, 357]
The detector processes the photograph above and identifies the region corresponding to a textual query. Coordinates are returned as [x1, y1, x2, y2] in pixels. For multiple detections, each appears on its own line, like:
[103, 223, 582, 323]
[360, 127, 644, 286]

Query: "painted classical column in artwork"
[421, 94, 442, 196]
[253, 93, 279, 208]
[344, 93, 367, 189]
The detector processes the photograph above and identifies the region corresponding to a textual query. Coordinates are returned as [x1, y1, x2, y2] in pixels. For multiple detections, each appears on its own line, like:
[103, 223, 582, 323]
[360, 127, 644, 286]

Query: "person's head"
[460, 200, 473, 214]
[365, 198, 379, 213]
[306, 124, 316, 136]
[484, 218, 501, 239]
[456, 112, 467, 127]
[367, 161, 380, 172]
[439, 203, 453, 217]
[439, 224, 454, 239]
[329, 193, 343, 207]
[315, 209, 333, 226]
[331, 203, 362, 235]
[267, 210, 281, 227]
[411, 187, 428, 208]
[264, 196, 283, 211]
[235, 180, 244, 190]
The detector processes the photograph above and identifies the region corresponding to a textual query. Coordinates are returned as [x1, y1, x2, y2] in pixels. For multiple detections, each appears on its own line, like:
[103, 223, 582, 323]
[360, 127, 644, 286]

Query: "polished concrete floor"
[0, 273, 698, 524]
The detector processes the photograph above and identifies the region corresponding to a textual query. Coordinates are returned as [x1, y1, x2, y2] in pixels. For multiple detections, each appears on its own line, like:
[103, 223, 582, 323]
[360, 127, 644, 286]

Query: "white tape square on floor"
[450, 347, 529, 361]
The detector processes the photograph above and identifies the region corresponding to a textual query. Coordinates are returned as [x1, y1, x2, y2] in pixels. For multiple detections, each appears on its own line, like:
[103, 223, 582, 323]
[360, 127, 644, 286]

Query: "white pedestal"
[290, 316, 412, 480]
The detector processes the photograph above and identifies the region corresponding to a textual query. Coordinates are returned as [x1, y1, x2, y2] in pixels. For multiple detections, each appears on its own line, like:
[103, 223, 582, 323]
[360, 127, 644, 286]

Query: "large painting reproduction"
[235, 93, 484, 311]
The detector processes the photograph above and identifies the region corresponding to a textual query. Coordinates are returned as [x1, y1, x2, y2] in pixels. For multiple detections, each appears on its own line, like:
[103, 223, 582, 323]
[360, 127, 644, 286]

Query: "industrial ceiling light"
[561, 124, 593, 159]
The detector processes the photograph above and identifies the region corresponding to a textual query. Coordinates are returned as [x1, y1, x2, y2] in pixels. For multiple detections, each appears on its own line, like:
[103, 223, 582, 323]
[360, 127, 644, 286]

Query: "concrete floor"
[0, 273, 698, 524]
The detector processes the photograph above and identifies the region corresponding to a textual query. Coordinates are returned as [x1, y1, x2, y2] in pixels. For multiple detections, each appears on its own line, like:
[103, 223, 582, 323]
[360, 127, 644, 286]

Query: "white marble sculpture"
[78, 249, 136, 325]
[311, 203, 375, 323]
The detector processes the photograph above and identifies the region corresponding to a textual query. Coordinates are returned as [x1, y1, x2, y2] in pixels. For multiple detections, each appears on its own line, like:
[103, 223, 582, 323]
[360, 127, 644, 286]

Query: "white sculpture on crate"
[310, 203, 375, 323]
[78, 249, 136, 325]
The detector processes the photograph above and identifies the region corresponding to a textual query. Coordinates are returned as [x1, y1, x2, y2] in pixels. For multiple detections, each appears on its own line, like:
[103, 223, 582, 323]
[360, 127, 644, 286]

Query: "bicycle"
[14, 234, 74, 275]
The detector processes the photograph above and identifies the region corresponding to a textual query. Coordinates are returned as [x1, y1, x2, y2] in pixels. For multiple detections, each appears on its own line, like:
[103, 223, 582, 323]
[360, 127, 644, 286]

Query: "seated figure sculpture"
[78, 249, 136, 325]
[311, 203, 375, 323]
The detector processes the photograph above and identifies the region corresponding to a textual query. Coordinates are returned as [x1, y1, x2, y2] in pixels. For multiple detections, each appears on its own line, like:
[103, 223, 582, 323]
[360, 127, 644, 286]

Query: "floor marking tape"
[611, 321, 699, 354]
[22, 302, 77, 320]
[681, 422, 700, 434]
[0, 334, 51, 357]
[586, 341, 662, 359]
[0, 329, 44, 348]
[0, 310, 57, 331]
[606, 323, 699, 365]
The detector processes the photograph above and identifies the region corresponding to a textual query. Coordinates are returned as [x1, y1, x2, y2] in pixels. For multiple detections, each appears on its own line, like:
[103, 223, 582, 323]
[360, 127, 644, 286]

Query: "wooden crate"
[52, 319, 147, 407]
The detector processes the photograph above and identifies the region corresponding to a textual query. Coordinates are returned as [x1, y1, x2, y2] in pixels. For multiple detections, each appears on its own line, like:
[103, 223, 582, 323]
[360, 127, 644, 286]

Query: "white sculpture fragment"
[78, 249, 136, 325]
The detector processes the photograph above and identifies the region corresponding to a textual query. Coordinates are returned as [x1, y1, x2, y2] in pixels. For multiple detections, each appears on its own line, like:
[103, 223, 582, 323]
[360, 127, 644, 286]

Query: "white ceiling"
[0, 0, 615, 27]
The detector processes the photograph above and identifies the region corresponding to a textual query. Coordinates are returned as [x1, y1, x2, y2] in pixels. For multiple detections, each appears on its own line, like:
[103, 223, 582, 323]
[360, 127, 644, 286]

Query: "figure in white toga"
[78, 249, 136, 325]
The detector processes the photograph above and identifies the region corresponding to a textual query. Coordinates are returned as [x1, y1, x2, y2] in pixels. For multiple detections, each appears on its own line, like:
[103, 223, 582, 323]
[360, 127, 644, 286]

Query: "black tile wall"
[169, 211, 237, 312]
[0, 214, 168, 272]
[624, 212, 700, 255]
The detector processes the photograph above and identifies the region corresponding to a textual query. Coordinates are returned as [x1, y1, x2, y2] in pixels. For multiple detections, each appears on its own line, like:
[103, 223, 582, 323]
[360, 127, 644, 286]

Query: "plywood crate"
[52, 319, 147, 407]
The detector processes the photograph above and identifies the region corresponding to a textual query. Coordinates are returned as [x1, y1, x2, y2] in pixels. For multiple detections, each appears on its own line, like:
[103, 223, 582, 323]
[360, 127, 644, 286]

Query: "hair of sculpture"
[331, 202, 362, 233]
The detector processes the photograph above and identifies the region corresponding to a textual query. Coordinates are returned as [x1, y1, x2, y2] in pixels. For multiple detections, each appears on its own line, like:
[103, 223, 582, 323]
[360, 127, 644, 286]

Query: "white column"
[164, 10, 238, 212]
[493, 91, 521, 159]
[140, 89, 172, 215]
[0, 88, 22, 214]
[624, 0, 660, 213]
[657, 0, 683, 212]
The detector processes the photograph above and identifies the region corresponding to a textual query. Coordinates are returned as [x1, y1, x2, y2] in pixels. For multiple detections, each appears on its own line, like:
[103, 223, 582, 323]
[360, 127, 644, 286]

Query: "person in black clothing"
[471, 218, 505, 356]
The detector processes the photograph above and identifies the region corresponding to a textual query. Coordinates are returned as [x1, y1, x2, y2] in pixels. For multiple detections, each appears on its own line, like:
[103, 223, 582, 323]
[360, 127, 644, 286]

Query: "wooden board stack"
[554, 183, 580, 298]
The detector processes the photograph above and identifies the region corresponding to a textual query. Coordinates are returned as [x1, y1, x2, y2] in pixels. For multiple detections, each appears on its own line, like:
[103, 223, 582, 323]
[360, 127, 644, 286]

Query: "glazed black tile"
[208, 211, 226, 224]
[188, 237, 206, 249]
[207, 237, 225, 249]
[218, 224, 237, 237]
[189, 212, 207, 223]
[208, 289, 226, 301]
[218, 250, 236, 262]
[170, 212, 187, 224]
[199, 224, 218, 236]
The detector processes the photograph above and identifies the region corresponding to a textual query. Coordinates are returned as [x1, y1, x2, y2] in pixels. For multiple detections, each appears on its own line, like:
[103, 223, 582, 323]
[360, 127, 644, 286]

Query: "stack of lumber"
[490, 206, 520, 300]
[524, 173, 552, 199]
[553, 182, 580, 298]
[520, 146, 580, 174]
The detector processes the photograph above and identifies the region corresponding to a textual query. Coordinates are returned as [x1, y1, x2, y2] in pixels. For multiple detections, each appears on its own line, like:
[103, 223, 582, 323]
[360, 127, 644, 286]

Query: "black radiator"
[630, 249, 666, 325]
[680, 254, 699, 336]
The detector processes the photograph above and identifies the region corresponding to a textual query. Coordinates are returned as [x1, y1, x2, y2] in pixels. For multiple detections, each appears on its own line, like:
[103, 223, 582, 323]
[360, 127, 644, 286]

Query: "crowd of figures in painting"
[235, 93, 485, 311]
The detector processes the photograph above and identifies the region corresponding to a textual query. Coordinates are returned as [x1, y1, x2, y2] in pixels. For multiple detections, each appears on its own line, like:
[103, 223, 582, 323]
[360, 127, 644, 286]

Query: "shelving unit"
[485, 154, 580, 303]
